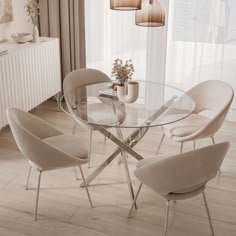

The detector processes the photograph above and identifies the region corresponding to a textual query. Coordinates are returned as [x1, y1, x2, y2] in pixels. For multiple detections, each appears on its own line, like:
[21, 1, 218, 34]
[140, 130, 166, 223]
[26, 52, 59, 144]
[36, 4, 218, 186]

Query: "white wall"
[0, 0, 32, 40]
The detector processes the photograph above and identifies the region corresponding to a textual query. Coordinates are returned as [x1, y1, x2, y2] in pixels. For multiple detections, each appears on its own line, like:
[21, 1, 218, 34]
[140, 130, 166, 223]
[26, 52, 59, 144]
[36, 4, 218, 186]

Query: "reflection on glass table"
[62, 81, 195, 128]
[60, 81, 196, 207]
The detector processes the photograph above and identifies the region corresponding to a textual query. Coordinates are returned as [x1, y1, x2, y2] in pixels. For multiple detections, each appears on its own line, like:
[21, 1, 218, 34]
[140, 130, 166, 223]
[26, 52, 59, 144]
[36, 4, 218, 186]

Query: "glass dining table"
[61, 80, 196, 205]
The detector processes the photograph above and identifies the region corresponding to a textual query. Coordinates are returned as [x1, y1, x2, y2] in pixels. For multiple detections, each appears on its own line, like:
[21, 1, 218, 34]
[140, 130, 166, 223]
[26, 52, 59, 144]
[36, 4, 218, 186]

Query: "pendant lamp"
[110, 0, 142, 10]
[135, 0, 165, 27]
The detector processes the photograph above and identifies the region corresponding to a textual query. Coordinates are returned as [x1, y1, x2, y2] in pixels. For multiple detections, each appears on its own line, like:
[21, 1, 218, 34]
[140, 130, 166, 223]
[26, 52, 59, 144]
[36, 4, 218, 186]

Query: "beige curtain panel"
[39, 0, 86, 80]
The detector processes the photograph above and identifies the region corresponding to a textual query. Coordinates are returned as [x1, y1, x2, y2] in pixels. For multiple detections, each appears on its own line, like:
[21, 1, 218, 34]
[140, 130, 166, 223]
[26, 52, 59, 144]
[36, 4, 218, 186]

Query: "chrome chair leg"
[25, 166, 32, 190]
[156, 134, 165, 155]
[73, 166, 80, 180]
[128, 183, 143, 217]
[35, 171, 42, 221]
[202, 192, 215, 236]
[88, 130, 93, 168]
[164, 200, 170, 236]
[180, 142, 184, 153]
[79, 165, 93, 208]
[211, 136, 215, 144]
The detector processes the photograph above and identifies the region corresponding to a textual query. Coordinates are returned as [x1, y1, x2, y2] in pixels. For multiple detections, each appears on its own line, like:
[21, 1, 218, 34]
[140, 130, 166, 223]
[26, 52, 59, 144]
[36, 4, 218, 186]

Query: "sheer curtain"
[85, 0, 236, 118]
[165, 0, 236, 119]
[85, 0, 168, 83]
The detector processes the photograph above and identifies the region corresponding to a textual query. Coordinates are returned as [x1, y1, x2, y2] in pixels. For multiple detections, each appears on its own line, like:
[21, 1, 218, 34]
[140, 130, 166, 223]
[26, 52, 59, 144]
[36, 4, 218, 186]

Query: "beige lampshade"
[136, 0, 165, 27]
[110, 0, 142, 10]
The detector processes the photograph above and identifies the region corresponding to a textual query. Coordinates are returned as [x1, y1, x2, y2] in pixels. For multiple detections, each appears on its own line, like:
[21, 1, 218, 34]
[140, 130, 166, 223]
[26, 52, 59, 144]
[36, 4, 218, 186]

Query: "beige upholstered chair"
[6, 108, 93, 220]
[157, 80, 234, 154]
[63, 68, 111, 168]
[129, 142, 230, 236]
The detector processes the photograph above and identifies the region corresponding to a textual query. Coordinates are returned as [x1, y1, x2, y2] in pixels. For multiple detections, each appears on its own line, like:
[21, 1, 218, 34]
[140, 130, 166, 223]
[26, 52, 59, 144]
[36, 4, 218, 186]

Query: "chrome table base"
[80, 97, 176, 188]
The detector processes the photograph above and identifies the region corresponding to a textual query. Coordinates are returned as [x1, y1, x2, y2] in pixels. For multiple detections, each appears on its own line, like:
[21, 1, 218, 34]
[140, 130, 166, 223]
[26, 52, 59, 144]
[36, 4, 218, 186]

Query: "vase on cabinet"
[32, 25, 40, 43]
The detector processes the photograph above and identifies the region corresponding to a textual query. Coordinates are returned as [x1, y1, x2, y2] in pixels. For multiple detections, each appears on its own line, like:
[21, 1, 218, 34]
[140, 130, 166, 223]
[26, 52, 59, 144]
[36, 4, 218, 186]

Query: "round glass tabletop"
[62, 81, 196, 128]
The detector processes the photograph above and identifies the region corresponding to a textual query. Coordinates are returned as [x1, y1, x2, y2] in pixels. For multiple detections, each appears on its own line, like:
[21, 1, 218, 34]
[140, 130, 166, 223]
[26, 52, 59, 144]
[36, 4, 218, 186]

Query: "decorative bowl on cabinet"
[11, 33, 33, 43]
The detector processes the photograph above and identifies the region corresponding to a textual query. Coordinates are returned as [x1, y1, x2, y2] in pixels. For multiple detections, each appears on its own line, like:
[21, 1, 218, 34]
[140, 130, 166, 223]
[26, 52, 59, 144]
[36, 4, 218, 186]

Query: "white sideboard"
[0, 37, 61, 130]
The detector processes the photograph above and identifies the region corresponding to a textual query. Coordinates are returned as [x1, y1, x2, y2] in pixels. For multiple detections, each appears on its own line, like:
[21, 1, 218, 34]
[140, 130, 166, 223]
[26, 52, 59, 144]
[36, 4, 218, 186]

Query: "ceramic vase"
[32, 25, 40, 43]
[117, 81, 139, 103]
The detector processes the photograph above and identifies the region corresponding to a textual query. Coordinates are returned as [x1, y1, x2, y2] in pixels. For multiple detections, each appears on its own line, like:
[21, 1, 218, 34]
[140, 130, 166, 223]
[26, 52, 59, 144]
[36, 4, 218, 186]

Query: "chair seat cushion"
[76, 103, 113, 130]
[162, 114, 211, 138]
[87, 102, 125, 128]
[166, 184, 206, 201]
[44, 135, 88, 160]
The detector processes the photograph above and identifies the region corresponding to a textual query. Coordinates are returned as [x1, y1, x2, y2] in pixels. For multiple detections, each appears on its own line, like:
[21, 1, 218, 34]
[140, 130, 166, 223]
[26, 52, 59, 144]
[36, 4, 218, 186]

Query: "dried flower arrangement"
[24, 0, 40, 26]
[111, 58, 134, 86]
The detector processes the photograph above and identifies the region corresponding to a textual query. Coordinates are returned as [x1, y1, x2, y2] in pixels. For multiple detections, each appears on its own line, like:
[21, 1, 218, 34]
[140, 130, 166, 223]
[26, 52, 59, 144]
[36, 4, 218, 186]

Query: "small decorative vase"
[32, 25, 40, 43]
[117, 81, 139, 103]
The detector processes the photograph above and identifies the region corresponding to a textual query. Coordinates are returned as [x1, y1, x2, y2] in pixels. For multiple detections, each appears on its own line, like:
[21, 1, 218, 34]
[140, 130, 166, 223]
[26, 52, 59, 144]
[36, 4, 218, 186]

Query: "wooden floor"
[0, 100, 236, 236]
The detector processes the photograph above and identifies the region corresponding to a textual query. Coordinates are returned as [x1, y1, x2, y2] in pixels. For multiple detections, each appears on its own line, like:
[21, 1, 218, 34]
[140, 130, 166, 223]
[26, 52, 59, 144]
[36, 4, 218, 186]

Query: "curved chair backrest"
[63, 68, 111, 127]
[63, 68, 111, 95]
[134, 142, 229, 197]
[181, 80, 234, 140]
[6, 108, 82, 171]
[187, 80, 234, 114]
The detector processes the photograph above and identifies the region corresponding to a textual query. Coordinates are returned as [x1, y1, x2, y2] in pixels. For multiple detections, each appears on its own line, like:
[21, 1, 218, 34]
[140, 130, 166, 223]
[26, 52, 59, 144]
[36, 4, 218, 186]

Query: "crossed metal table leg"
[80, 125, 148, 187]
[81, 123, 148, 209]
[80, 97, 176, 206]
